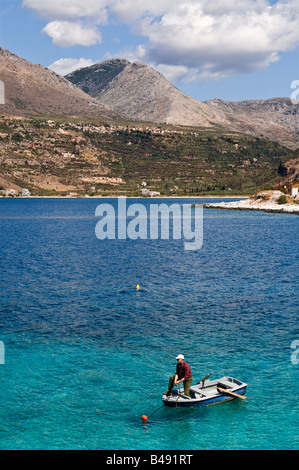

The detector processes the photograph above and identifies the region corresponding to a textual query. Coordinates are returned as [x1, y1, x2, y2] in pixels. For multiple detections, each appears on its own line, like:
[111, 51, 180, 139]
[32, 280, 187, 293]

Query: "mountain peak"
[66, 58, 131, 96]
[0, 47, 126, 120]
[66, 59, 216, 127]
[1, 48, 297, 148]
[66, 58, 298, 148]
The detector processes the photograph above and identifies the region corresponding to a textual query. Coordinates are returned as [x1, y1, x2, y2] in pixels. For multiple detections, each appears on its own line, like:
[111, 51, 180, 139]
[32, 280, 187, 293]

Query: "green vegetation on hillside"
[0, 115, 293, 197]
[85, 127, 291, 195]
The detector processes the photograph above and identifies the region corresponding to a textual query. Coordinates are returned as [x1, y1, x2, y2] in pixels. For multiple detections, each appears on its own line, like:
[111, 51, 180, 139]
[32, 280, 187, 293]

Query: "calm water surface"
[0, 198, 298, 450]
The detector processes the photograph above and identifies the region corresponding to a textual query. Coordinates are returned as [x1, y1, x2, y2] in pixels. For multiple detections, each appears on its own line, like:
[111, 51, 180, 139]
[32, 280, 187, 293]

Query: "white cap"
[176, 354, 184, 360]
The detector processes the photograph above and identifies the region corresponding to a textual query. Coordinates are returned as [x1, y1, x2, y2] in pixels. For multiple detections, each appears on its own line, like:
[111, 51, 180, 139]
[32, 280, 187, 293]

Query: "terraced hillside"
[0, 115, 292, 197]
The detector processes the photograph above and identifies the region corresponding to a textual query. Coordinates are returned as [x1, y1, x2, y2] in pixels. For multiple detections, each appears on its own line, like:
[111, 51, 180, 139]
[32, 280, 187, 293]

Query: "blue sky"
[1, 0, 298, 102]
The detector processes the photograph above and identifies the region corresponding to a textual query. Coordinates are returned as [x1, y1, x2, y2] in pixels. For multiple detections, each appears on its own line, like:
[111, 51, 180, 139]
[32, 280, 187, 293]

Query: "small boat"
[162, 375, 247, 408]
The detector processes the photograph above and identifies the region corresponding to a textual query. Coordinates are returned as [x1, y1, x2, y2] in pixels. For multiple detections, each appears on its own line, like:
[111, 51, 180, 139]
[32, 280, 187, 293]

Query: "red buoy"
[141, 415, 148, 422]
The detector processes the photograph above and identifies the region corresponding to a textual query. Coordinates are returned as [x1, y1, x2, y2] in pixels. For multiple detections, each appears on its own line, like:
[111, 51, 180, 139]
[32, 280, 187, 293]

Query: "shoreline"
[200, 199, 299, 215]
[0, 195, 247, 200]
[2, 194, 298, 214]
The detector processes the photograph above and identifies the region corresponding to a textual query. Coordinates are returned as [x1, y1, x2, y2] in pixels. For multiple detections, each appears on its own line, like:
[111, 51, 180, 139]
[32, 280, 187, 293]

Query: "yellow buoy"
[136, 284, 140, 290]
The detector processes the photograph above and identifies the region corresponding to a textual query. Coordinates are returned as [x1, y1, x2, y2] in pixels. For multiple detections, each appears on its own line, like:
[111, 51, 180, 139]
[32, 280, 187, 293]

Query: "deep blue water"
[0, 197, 298, 450]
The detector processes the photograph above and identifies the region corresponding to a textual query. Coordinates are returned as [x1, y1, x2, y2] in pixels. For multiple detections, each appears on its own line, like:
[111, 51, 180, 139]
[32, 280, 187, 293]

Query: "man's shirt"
[176, 361, 192, 380]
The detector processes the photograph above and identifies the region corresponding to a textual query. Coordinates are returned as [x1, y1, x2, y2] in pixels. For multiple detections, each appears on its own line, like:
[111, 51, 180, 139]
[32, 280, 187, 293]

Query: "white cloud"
[23, 0, 110, 22]
[23, 0, 299, 81]
[110, 0, 174, 23]
[42, 21, 102, 47]
[133, 0, 299, 79]
[48, 58, 97, 76]
[154, 64, 195, 83]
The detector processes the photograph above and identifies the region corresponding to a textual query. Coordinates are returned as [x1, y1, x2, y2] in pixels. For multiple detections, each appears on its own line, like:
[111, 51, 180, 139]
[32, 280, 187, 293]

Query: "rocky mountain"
[0, 47, 126, 121]
[207, 98, 299, 150]
[0, 48, 297, 149]
[66, 59, 222, 128]
[66, 59, 299, 149]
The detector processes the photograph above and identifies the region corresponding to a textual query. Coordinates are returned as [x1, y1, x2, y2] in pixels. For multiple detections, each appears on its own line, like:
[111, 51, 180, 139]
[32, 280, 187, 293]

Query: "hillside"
[0, 115, 292, 197]
[66, 60, 221, 128]
[0, 47, 126, 121]
[0, 49, 297, 198]
[66, 59, 299, 149]
[207, 98, 299, 150]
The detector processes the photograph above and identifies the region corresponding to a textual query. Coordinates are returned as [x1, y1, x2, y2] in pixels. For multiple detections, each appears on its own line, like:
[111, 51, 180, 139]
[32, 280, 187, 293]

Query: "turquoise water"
[0, 198, 298, 450]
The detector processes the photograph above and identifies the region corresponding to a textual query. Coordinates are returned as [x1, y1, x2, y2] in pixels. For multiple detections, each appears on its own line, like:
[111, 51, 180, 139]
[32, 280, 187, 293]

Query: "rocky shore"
[201, 190, 299, 215]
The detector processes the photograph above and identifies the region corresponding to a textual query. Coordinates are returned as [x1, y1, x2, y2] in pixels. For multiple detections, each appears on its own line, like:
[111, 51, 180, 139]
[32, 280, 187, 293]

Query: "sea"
[0, 197, 298, 450]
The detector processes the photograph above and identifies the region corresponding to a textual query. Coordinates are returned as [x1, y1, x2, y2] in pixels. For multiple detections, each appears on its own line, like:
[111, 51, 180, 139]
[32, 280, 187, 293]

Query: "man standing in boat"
[165, 354, 193, 398]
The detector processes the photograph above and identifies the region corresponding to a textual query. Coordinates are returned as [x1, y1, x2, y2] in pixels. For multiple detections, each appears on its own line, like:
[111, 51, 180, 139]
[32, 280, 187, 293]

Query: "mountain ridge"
[67, 60, 226, 129]
[66, 59, 299, 149]
[0, 47, 126, 121]
[0, 47, 298, 149]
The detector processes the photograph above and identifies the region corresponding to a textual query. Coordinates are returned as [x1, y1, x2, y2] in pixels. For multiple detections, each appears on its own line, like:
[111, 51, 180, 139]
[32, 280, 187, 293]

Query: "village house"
[21, 188, 31, 197]
[1, 188, 19, 197]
